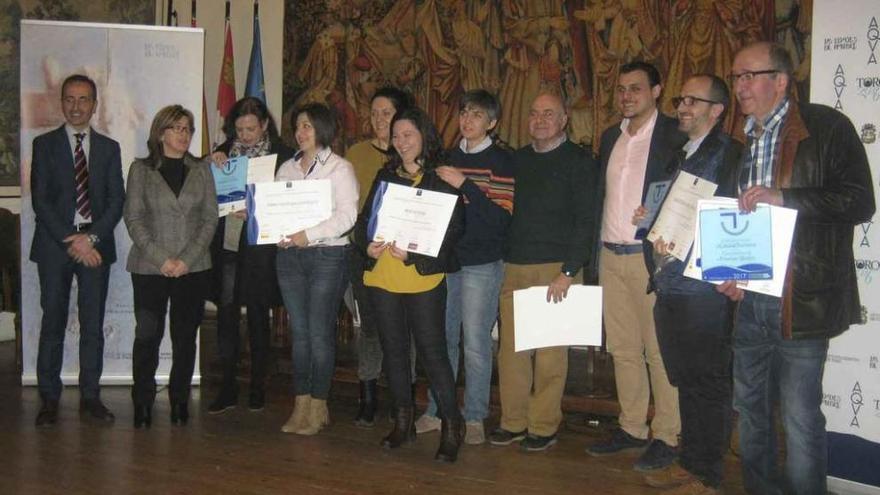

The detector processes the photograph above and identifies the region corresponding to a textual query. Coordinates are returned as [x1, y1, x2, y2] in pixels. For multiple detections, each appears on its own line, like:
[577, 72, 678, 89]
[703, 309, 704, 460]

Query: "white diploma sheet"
[371, 182, 458, 257]
[513, 286, 603, 352]
[684, 198, 798, 297]
[647, 171, 718, 261]
[247, 180, 332, 245]
[246, 154, 277, 184]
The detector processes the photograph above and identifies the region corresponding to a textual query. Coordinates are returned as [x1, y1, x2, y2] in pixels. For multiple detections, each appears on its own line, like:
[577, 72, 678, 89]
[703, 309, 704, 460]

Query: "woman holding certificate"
[354, 107, 465, 462]
[124, 105, 218, 428]
[276, 103, 359, 436]
[207, 97, 294, 414]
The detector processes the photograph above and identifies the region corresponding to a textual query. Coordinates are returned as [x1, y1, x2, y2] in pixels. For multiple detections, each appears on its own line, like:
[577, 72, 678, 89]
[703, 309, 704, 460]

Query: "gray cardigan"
[123, 155, 218, 275]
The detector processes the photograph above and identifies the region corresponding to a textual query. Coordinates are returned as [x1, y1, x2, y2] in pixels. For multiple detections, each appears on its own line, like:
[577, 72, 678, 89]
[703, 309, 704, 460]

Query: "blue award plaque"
[699, 206, 773, 281]
[211, 156, 248, 214]
[635, 180, 672, 240]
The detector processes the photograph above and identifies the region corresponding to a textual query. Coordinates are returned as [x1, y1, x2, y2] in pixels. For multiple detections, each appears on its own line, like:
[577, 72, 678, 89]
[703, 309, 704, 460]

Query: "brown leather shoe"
[645, 463, 697, 488]
[35, 400, 59, 427]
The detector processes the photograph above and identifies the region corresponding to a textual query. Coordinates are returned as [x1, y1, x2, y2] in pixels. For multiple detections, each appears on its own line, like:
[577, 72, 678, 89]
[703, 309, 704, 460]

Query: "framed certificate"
[635, 180, 671, 240]
[369, 181, 458, 257]
[699, 205, 773, 281]
[212, 155, 248, 217]
[246, 180, 332, 245]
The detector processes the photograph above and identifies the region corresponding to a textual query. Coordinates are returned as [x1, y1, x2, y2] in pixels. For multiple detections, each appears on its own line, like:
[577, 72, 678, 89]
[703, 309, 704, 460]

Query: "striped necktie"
[74, 132, 91, 220]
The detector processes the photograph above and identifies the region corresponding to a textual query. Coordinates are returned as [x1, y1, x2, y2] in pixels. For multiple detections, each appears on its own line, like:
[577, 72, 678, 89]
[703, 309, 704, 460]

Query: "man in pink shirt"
[586, 61, 686, 471]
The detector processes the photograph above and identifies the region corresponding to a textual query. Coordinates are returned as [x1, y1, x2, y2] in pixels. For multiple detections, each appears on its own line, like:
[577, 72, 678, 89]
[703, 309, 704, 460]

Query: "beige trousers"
[498, 262, 582, 437]
[599, 247, 680, 446]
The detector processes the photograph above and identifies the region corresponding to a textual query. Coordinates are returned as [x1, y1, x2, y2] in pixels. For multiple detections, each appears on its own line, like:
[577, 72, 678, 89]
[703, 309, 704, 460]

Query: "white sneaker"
[465, 421, 486, 445]
[414, 413, 442, 434]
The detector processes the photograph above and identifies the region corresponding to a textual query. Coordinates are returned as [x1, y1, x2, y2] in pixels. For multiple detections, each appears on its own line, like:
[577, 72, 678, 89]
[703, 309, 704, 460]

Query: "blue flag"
[245, 8, 266, 103]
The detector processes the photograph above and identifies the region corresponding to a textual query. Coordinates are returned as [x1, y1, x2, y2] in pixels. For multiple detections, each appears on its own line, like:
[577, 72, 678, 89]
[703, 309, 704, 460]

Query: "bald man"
[490, 93, 599, 451]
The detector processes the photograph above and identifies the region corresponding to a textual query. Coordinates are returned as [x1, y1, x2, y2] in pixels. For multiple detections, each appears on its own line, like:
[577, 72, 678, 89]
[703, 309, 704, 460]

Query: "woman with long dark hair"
[207, 97, 294, 414]
[124, 105, 217, 428]
[354, 107, 465, 462]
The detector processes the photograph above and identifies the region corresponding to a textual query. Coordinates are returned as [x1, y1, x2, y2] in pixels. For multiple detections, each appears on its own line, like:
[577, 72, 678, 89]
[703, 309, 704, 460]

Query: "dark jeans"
[655, 291, 734, 488]
[733, 293, 829, 495]
[215, 256, 271, 391]
[131, 271, 209, 406]
[348, 248, 383, 381]
[276, 245, 349, 399]
[367, 282, 458, 419]
[36, 259, 110, 402]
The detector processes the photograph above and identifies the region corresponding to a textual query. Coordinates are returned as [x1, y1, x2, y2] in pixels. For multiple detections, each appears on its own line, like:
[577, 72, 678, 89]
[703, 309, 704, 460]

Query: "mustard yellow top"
[344, 140, 387, 211]
[363, 172, 444, 293]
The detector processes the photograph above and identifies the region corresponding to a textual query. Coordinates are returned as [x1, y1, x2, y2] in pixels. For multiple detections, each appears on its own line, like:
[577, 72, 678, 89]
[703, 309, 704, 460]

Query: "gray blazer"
[123, 155, 218, 275]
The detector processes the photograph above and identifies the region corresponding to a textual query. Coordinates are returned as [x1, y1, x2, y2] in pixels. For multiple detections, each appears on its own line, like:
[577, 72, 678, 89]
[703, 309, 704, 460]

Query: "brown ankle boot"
[281, 395, 310, 433]
[296, 398, 329, 435]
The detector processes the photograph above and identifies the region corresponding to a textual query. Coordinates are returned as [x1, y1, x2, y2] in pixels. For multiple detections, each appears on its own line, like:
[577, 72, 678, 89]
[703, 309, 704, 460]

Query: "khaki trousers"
[498, 262, 582, 437]
[599, 247, 680, 446]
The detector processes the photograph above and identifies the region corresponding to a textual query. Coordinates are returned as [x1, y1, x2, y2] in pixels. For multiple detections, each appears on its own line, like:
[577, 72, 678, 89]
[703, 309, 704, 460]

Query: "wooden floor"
[0, 341, 747, 495]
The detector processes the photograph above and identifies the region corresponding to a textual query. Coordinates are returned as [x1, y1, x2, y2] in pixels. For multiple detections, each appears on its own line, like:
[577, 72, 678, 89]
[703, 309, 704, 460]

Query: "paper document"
[246, 180, 332, 245]
[513, 285, 603, 352]
[246, 154, 277, 184]
[647, 171, 717, 260]
[370, 181, 458, 257]
[684, 198, 797, 297]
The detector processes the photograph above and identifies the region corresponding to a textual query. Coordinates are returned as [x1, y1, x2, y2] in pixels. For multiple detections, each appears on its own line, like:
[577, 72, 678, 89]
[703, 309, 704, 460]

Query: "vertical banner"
[812, 0, 880, 489]
[19, 20, 205, 385]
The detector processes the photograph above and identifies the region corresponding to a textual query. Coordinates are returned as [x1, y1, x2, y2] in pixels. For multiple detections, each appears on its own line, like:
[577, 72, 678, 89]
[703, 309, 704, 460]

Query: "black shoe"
[586, 428, 649, 456]
[434, 417, 464, 463]
[354, 379, 378, 428]
[80, 399, 115, 423]
[633, 439, 677, 472]
[133, 404, 152, 429]
[520, 433, 558, 452]
[382, 407, 415, 449]
[208, 387, 238, 415]
[488, 427, 527, 446]
[170, 403, 189, 425]
[248, 389, 265, 412]
[35, 400, 59, 427]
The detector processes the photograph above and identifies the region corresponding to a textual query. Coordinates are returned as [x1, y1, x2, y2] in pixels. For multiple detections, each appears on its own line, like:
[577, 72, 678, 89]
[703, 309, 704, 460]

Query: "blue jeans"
[424, 260, 503, 421]
[733, 293, 829, 495]
[276, 245, 349, 399]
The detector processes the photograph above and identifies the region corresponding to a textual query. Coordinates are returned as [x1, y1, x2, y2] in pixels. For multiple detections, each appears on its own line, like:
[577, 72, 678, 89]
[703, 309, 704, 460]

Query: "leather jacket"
[734, 102, 876, 339]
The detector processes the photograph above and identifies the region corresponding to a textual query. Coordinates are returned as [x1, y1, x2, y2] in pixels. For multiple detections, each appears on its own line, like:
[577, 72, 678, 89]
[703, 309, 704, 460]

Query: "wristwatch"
[88, 234, 100, 245]
[561, 268, 577, 278]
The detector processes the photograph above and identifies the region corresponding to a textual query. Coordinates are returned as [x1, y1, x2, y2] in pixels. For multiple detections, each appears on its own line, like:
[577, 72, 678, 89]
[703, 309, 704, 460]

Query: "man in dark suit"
[30, 74, 125, 426]
[586, 62, 686, 471]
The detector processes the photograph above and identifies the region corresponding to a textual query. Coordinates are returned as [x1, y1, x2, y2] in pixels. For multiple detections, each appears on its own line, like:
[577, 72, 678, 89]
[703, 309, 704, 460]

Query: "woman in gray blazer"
[124, 104, 218, 428]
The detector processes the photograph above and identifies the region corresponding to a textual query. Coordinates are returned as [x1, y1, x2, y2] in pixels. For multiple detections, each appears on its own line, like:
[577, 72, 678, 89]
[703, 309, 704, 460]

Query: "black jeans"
[131, 271, 209, 406]
[215, 256, 271, 391]
[654, 291, 734, 488]
[367, 281, 458, 418]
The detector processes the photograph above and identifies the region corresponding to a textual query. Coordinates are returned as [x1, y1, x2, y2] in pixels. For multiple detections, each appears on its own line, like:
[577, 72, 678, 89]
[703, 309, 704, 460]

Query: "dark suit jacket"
[593, 112, 687, 288]
[30, 125, 125, 264]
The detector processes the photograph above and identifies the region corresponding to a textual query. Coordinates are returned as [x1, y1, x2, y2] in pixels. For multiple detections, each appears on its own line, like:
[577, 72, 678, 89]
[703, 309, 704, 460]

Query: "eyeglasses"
[166, 125, 193, 135]
[728, 70, 778, 84]
[671, 96, 719, 107]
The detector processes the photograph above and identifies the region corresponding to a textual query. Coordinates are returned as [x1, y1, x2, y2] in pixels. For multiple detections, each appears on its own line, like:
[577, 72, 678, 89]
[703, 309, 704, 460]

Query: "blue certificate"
[211, 156, 248, 216]
[699, 206, 773, 280]
[635, 180, 672, 240]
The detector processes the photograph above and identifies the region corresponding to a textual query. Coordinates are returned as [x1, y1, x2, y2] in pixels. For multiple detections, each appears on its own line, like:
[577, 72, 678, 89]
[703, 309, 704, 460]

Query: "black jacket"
[353, 166, 464, 276]
[734, 102, 876, 339]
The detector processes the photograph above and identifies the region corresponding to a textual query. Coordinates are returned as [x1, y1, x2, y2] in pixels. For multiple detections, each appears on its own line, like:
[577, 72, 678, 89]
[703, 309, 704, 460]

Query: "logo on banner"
[833, 65, 846, 110]
[855, 258, 880, 283]
[824, 36, 858, 51]
[824, 392, 841, 409]
[870, 355, 878, 370]
[862, 123, 877, 144]
[719, 212, 748, 235]
[859, 221, 873, 248]
[851, 382, 863, 427]
[868, 17, 879, 65]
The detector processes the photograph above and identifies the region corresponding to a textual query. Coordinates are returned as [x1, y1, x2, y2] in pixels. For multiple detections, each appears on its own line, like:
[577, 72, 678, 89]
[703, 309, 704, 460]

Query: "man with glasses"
[30, 74, 125, 426]
[717, 42, 874, 494]
[638, 74, 741, 494]
[586, 61, 685, 472]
